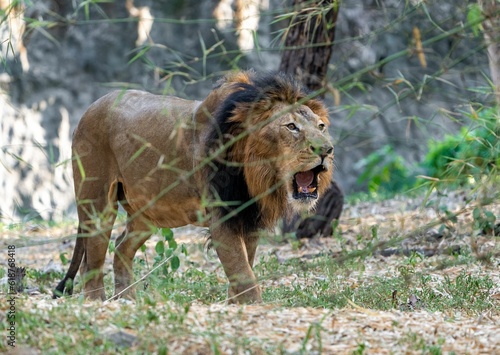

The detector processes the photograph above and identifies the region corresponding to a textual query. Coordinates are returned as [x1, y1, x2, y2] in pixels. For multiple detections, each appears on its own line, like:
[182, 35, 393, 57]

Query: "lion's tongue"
[296, 170, 314, 190]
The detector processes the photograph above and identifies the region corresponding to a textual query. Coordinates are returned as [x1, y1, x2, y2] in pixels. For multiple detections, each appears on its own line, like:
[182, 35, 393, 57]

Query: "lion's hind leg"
[112, 216, 152, 300]
[76, 180, 119, 301]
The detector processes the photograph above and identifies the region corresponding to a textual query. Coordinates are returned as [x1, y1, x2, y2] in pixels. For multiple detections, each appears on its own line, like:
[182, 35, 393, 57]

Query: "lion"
[54, 70, 334, 303]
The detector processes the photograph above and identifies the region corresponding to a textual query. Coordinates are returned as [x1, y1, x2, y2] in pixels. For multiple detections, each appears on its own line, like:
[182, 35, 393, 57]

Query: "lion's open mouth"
[292, 165, 325, 200]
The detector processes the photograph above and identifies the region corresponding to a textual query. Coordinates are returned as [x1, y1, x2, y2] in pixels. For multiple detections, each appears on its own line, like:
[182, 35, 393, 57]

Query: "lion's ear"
[217, 71, 253, 88]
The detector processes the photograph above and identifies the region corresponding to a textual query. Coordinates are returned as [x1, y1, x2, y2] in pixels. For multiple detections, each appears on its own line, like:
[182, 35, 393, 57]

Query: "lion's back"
[75, 90, 199, 136]
[72, 90, 205, 202]
[73, 89, 202, 156]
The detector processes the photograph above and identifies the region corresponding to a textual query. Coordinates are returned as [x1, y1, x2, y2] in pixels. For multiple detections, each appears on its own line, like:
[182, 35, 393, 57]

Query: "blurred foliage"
[355, 145, 416, 195]
[422, 106, 500, 184]
[357, 106, 500, 194]
[467, 3, 483, 37]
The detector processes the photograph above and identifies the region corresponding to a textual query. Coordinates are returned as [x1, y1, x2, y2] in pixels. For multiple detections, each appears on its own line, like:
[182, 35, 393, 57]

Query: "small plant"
[472, 207, 497, 235]
[136, 227, 191, 298]
[355, 145, 415, 194]
[59, 252, 69, 266]
[397, 251, 423, 286]
[352, 342, 366, 355]
[152, 228, 184, 277]
[24, 267, 63, 294]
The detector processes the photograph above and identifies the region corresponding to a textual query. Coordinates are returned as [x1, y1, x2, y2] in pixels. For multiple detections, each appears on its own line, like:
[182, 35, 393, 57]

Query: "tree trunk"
[279, 0, 340, 92]
[478, 0, 500, 106]
[279, 0, 343, 238]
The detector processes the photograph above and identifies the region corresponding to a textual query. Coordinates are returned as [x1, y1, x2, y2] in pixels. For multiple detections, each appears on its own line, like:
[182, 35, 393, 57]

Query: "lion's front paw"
[227, 283, 262, 304]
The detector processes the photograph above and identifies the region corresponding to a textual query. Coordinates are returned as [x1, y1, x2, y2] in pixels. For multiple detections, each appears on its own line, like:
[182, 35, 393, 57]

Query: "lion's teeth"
[298, 186, 317, 194]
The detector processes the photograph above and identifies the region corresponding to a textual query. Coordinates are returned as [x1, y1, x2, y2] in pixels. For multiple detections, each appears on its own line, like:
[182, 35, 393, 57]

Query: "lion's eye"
[318, 123, 326, 131]
[286, 123, 299, 131]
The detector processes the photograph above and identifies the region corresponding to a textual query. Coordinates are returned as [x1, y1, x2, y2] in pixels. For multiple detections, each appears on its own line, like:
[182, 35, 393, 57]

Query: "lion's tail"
[53, 229, 85, 298]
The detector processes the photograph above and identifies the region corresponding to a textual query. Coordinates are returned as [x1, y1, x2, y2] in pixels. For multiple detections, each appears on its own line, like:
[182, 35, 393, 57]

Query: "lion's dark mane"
[205, 71, 309, 234]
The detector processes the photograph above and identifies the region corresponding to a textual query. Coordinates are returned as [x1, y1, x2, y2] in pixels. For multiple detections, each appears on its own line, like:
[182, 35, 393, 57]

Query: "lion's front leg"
[211, 226, 262, 304]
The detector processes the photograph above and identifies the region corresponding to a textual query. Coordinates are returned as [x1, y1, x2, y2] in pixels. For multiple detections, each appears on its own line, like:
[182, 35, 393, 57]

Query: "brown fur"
[54, 70, 334, 303]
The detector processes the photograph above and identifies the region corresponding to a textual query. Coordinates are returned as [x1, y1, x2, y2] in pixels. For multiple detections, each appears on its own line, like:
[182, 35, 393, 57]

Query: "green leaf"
[161, 228, 177, 249]
[472, 207, 481, 221]
[168, 238, 178, 250]
[140, 244, 147, 253]
[484, 211, 496, 223]
[59, 253, 69, 266]
[161, 228, 174, 240]
[155, 241, 165, 255]
[170, 256, 180, 271]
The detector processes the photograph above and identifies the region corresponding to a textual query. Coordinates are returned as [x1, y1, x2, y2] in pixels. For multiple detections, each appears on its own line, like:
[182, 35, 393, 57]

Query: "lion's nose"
[310, 144, 334, 157]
